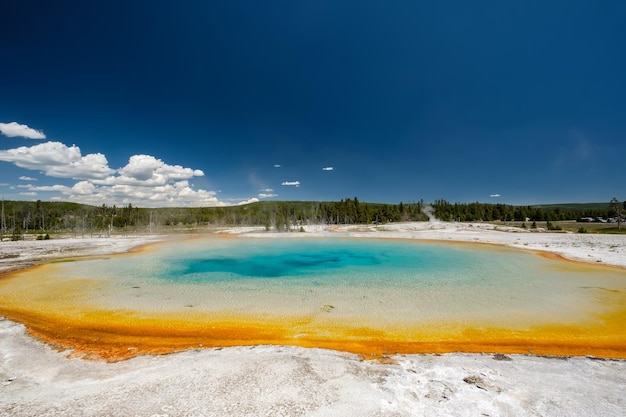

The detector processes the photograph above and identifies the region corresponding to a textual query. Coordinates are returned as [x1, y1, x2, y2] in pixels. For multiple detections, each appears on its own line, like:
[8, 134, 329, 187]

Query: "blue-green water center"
[41, 236, 626, 326]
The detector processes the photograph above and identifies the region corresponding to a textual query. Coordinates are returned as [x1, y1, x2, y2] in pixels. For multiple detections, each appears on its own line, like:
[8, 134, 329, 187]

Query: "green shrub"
[546, 221, 562, 231]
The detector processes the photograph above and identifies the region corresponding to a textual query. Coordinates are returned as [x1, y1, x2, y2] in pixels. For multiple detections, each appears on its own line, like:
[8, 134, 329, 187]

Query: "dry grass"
[501, 220, 626, 234]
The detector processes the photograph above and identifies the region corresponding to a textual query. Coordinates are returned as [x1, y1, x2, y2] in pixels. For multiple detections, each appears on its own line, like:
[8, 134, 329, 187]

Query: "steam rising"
[421, 205, 439, 222]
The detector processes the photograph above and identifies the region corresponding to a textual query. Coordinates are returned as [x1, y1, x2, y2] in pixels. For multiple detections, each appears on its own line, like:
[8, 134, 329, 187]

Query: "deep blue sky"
[1, 1, 624, 207]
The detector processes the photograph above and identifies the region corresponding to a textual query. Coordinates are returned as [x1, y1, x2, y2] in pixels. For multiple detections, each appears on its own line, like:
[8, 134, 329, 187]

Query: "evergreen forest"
[1, 198, 625, 240]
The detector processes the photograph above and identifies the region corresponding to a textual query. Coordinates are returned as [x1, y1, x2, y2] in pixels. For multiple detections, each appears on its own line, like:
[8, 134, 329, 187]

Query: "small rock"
[463, 375, 501, 393]
[2, 378, 16, 386]
[493, 353, 512, 361]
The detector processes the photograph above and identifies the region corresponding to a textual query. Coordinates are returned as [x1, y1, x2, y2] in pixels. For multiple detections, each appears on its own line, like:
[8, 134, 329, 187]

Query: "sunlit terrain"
[2, 235, 625, 361]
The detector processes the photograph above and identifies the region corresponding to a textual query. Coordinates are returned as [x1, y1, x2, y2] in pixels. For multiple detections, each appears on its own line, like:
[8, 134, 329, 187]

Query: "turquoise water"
[147, 238, 522, 288]
[52, 237, 581, 289]
[41, 236, 626, 324]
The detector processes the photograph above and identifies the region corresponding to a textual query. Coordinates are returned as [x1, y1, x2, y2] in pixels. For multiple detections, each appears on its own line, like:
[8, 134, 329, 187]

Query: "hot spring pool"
[1, 236, 625, 359]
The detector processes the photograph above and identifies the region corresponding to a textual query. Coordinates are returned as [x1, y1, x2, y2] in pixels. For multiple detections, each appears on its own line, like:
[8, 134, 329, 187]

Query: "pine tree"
[610, 198, 623, 229]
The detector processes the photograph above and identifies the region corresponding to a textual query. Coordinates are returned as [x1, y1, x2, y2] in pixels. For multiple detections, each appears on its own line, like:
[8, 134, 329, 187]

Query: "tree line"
[430, 199, 626, 223]
[1, 197, 624, 240]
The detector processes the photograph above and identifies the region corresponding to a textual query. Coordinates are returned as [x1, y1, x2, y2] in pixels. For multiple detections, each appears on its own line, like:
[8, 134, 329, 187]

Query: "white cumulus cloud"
[25, 179, 225, 208]
[0, 141, 223, 207]
[0, 131, 258, 207]
[25, 184, 71, 193]
[322, 166, 334, 171]
[0, 141, 114, 179]
[71, 181, 97, 195]
[281, 181, 300, 187]
[490, 194, 501, 198]
[113, 155, 204, 186]
[258, 188, 277, 198]
[237, 198, 259, 205]
[0, 122, 46, 139]
[49, 152, 114, 179]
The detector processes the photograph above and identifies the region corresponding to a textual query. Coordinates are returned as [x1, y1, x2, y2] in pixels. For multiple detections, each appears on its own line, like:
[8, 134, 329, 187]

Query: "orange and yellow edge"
[1, 241, 625, 363]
